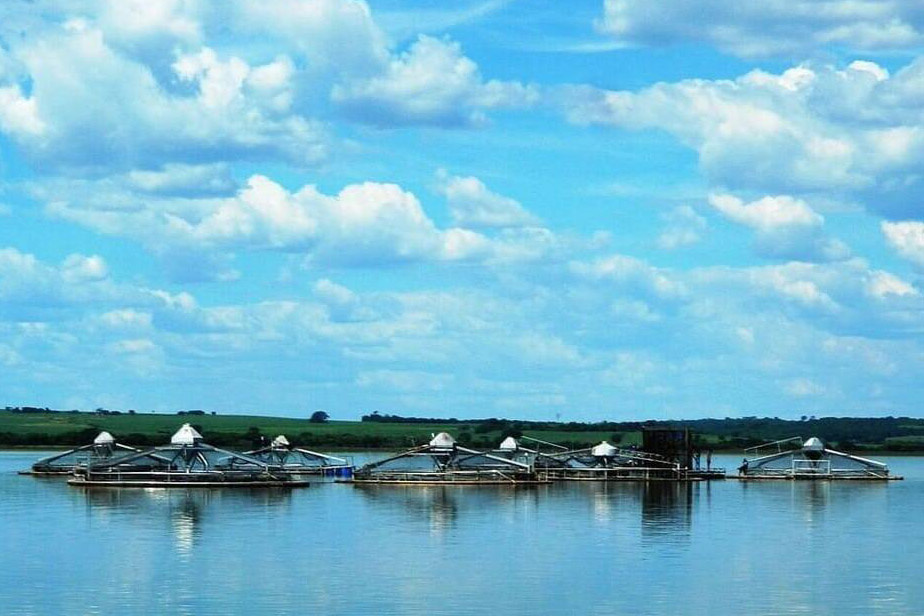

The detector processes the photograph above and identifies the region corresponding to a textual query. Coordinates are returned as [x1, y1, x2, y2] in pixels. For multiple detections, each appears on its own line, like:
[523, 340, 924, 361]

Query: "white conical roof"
[429, 432, 456, 448]
[803, 436, 825, 451]
[272, 435, 290, 447]
[499, 436, 519, 450]
[592, 441, 619, 457]
[93, 431, 115, 445]
[171, 423, 203, 445]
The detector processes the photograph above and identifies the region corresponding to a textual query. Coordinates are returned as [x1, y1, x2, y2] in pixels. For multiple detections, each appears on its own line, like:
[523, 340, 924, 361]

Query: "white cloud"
[709, 193, 822, 230]
[570, 254, 686, 300]
[124, 163, 237, 197]
[867, 271, 918, 298]
[709, 193, 849, 262]
[332, 35, 537, 127]
[597, 0, 924, 58]
[99, 309, 154, 330]
[3, 23, 326, 169]
[61, 254, 108, 283]
[657, 205, 706, 249]
[0, 85, 46, 137]
[563, 59, 924, 219]
[233, 0, 388, 76]
[39, 171, 578, 274]
[784, 377, 827, 397]
[1, 247, 922, 416]
[439, 172, 540, 228]
[882, 221, 924, 268]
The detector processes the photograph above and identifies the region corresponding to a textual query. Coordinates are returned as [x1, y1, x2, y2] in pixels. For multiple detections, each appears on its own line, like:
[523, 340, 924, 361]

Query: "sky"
[1, 0, 924, 420]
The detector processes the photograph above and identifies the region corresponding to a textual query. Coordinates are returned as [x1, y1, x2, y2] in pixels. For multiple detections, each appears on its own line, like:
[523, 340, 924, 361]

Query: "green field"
[0, 411, 631, 450]
[3, 409, 924, 451]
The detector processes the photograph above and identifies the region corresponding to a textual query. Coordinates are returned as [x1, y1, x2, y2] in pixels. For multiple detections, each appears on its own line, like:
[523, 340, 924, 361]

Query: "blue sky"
[2, 0, 924, 420]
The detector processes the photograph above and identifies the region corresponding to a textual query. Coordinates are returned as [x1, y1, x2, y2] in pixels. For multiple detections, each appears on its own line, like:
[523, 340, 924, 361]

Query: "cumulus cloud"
[709, 193, 822, 230]
[232, 0, 389, 76]
[570, 254, 686, 300]
[709, 193, 850, 262]
[332, 35, 538, 127]
[694, 259, 923, 337]
[0, 1, 541, 174]
[1, 22, 326, 169]
[438, 172, 540, 228]
[39, 173, 573, 274]
[562, 59, 924, 219]
[657, 205, 706, 250]
[597, 0, 924, 58]
[1, 246, 922, 416]
[882, 221, 924, 268]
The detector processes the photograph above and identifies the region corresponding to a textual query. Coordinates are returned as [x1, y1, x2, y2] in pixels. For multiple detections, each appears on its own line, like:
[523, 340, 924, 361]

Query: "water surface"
[2, 452, 922, 615]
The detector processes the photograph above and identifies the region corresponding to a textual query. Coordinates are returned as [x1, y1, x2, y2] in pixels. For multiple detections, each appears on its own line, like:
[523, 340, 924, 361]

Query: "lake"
[2, 451, 922, 615]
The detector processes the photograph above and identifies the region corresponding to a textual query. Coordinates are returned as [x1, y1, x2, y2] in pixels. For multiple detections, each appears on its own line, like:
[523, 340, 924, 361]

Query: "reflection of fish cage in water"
[67, 424, 309, 488]
[541, 440, 684, 481]
[21, 431, 139, 475]
[245, 435, 353, 478]
[738, 437, 899, 480]
[350, 433, 548, 485]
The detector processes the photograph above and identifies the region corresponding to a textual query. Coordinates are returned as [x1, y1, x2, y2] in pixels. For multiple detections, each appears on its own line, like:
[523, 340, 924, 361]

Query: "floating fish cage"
[350, 433, 547, 485]
[67, 424, 309, 488]
[540, 441, 684, 481]
[737, 437, 899, 480]
[21, 431, 139, 475]
[245, 435, 353, 478]
[491, 436, 567, 468]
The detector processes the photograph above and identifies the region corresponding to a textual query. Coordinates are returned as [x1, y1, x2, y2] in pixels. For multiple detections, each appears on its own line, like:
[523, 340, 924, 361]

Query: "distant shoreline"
[3, 409, 924, 452]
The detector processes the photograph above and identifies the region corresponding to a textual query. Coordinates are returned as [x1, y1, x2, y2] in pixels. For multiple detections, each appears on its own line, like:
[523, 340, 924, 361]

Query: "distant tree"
[310, 410, 330, 423]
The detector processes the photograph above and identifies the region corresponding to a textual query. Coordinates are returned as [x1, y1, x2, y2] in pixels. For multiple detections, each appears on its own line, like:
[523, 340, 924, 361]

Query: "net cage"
[353, 433, 538, 483]
[490, 437, 567, 469]
[539, 440, 682, 480]
[245, 435, 352, 474]
[739, 437, 890, 479]
[70, 424, 303, 485]
[29, 432, 138, 474]
[552, 442, 677, 470]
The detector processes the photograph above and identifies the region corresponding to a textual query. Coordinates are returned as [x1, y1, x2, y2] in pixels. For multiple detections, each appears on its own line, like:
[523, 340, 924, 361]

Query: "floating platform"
[349, 432, 547, 485]
[731, 474, 903, 481]
[245, 435, 353, 477]
[736, 437, 897, 481]
[69, 424, 309, 489]
[537, 440, 688, 482]
[346, 476, 549, 486]
[68, 475, 309, 488]
[21, 431, 139, 476]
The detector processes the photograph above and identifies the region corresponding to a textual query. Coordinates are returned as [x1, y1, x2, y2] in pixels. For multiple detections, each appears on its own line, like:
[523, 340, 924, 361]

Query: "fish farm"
[350, 432, 548, 484]
[67, 424, 310, 488]
[20, 431, 139, 475]
[737, 437, 898, 480]
[17, 426, 900, 488]
[245, 435, 353, 478]
[540, 440, 685, 481]
[489, 430, 726, 482]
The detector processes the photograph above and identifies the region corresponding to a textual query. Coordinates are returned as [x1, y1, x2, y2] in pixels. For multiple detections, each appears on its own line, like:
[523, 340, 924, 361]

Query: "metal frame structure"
[542, 440, 684, 481]
[245, 435, 353, 477]
[738, 436, 896, 480]
[67, 424, 309, 488]
[22, 431, 139, 475]
[351, 433, 547, 485]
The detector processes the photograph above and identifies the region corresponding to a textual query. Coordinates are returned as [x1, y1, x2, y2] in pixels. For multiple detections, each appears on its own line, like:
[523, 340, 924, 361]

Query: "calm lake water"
[2, 451, 923, 616]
